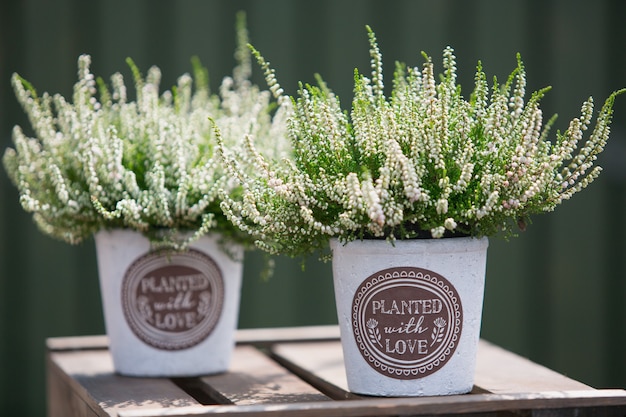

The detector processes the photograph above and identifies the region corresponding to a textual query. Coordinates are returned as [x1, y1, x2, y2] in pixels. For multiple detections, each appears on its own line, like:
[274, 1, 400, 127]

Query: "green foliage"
[219, 26, 624, 259]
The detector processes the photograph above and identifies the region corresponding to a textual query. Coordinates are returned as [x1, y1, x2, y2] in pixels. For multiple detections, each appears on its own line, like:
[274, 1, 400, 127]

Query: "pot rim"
[329, 236, 489, 255]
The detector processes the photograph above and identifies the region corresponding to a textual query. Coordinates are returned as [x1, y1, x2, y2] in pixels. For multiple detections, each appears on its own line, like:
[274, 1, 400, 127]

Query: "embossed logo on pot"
[122, 249, 224, 351]
[352, 267, 462, 379]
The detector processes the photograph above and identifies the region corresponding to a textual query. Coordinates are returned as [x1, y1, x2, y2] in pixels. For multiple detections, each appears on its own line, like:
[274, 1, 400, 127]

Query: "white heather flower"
[444, 217, 457, 231]
[362, 178, 385, 226]
[436, 198, 448, 215]
[209, 25, 624, 259]
[3, 13, 289, 248]
[431, 226, 446, 238]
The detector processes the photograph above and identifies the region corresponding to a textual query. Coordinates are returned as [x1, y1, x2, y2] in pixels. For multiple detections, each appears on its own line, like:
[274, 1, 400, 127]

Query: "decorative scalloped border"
[351, 267, 462, 379]
[122, 248, 224, 351]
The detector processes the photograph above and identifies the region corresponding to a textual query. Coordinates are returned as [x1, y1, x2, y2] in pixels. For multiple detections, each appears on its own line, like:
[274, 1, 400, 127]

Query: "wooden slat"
[197, 346, 331, 405]
[47, 334, 109, 351]
[474, 340, 593, 394]
[271, 339, 595, 397]
[46, 328, 626, 417]
[235, 325, 341, 346]
[48, 349, 202, 417]
[270, 341, 354, 400]
[116, 390, 626, 417]
[47, 355, 102, 417]
[44, 325, 341, 353]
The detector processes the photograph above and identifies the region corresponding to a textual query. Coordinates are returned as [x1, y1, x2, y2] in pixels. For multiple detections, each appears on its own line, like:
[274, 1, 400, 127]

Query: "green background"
[1, 1, 625, 415]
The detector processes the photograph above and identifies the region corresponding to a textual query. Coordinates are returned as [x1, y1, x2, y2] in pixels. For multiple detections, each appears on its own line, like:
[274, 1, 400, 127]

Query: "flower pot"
[94, 229, 243, 377]
[330, 236, 488, 396]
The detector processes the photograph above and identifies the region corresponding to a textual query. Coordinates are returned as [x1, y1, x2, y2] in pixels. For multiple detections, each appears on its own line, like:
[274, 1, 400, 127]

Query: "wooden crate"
[47, 325, 626, 417]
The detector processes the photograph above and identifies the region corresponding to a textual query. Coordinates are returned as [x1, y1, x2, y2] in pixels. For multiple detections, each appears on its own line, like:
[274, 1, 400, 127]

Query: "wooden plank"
[47, 335, 109, 351]
[271, 339, 595, 397]
[197, 346, 331, 405]
[235, 325, 341, 346]
[474, 340, 593, 393]
[47, 355, 102, 417]
[45, 326, 341, 353]
[270, 341, 354, 400]
[49, 349, 202, 417]
[47, 329, 626, 417]
[116, 390, 626, 417]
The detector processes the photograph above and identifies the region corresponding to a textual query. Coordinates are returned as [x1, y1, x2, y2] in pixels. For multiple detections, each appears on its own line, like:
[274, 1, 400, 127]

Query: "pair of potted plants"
[4, 17, 623, 396]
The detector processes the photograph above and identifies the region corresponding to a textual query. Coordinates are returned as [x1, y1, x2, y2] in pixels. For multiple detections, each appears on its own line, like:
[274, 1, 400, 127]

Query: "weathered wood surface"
[115, 391, 626, 417]
[473, 339, 593, 394]
[48, 349, 201, 417]
[270, 341, 354, 399]
[47, 326, 626, 417]
[196, 346, 330, 405]
[45, 325, 342, 352]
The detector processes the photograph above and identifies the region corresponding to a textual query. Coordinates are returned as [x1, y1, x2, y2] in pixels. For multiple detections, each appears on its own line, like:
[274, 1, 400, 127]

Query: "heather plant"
[3, 13, 290, 249]
[218, 26, 624, 258]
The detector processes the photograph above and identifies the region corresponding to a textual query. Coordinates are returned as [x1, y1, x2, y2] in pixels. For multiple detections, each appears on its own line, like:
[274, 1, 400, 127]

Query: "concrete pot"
[94, 229, 243, 377]
[330, 236, 488, 396]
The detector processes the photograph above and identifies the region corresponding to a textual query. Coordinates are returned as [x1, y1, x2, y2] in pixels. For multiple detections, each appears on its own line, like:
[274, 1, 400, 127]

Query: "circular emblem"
[352, 267, 462, 379]
[122, 248, 224, 351]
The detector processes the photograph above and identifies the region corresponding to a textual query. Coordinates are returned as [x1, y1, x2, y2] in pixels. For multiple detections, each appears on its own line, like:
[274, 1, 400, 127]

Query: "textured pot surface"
[95, 229, 243, 377]
[331, 237, 489, 396]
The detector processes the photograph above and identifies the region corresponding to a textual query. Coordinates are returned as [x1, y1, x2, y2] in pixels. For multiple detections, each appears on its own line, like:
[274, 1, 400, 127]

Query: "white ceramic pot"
[330, 236, 488, 396]
[94, 229, 243, 377]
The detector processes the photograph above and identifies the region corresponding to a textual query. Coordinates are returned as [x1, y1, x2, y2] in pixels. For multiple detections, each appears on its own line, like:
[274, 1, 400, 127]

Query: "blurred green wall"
[1, 1, 625, 415]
